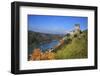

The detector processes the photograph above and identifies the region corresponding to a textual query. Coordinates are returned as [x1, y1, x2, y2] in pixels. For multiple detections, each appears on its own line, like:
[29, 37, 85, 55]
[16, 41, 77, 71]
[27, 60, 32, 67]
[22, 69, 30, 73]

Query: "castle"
[70, 24, 80, 35]
[75, 24, 80, 33]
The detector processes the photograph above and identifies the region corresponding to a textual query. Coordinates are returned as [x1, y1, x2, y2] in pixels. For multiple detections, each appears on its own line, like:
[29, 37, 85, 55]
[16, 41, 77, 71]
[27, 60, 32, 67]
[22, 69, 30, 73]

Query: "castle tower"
[75, 24, 80, 31]
[74, 24, 80, 34]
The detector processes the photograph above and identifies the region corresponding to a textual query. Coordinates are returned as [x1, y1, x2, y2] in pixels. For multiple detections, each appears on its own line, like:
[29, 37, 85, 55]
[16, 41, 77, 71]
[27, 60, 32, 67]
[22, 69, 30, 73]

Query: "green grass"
[55, 31, 88, 59]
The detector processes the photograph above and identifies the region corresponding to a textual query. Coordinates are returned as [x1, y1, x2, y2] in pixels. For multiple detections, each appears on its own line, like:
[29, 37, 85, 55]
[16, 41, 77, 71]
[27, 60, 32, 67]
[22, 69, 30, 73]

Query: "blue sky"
[28, 15, 88, 34]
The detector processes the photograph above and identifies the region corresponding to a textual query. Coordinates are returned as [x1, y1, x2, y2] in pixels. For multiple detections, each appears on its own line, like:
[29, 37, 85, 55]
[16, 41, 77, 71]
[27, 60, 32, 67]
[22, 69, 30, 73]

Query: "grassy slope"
[55, 30, 88, 59]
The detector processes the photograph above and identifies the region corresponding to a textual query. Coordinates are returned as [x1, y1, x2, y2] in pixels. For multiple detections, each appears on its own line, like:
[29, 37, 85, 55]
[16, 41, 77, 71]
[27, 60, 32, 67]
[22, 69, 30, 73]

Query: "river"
[29, 40, 60, 54]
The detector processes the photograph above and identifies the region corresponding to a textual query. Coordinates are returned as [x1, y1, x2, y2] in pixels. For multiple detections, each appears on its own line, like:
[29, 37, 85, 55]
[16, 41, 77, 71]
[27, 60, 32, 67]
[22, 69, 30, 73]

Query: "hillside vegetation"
[55, 30, 88, 59]
[28, 30, 88, 60]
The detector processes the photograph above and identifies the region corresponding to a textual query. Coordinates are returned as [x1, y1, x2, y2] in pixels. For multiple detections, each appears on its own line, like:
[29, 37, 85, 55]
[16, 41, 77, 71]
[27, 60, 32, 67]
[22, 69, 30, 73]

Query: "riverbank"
[28, 38, 66, 61]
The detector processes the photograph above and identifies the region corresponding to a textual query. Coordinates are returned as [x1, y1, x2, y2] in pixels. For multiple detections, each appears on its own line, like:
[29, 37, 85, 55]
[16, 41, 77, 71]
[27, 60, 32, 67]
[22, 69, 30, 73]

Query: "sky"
[28, 15, 88, 34]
